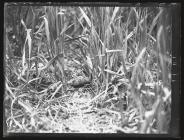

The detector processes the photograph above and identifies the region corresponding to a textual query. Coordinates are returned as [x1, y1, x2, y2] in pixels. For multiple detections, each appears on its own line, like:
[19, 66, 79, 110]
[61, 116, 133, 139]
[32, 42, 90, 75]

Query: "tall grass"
[4, 4, 172, 133]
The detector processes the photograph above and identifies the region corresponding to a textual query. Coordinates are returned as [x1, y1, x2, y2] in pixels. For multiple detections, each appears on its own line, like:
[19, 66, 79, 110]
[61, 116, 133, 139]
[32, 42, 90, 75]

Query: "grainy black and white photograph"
[4, 3, 174, 134]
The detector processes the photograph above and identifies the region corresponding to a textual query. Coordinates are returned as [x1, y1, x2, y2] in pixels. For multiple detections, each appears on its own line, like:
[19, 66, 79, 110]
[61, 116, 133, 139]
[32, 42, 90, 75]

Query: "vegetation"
[4, 4, 172, 133]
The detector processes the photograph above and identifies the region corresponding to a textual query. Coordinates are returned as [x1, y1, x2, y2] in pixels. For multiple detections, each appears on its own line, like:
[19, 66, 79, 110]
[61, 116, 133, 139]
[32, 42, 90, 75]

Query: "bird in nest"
[67, 54, 93, 88]
[67, 73, 92, 88]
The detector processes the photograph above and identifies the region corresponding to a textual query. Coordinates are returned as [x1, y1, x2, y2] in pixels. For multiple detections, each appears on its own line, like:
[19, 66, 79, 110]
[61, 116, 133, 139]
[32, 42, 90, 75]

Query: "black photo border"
[1, 1, 182, 139]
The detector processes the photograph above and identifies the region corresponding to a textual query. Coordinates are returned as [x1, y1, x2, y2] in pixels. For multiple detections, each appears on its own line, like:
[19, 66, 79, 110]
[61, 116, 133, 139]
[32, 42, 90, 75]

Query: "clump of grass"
[4, 4, 172, 134]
